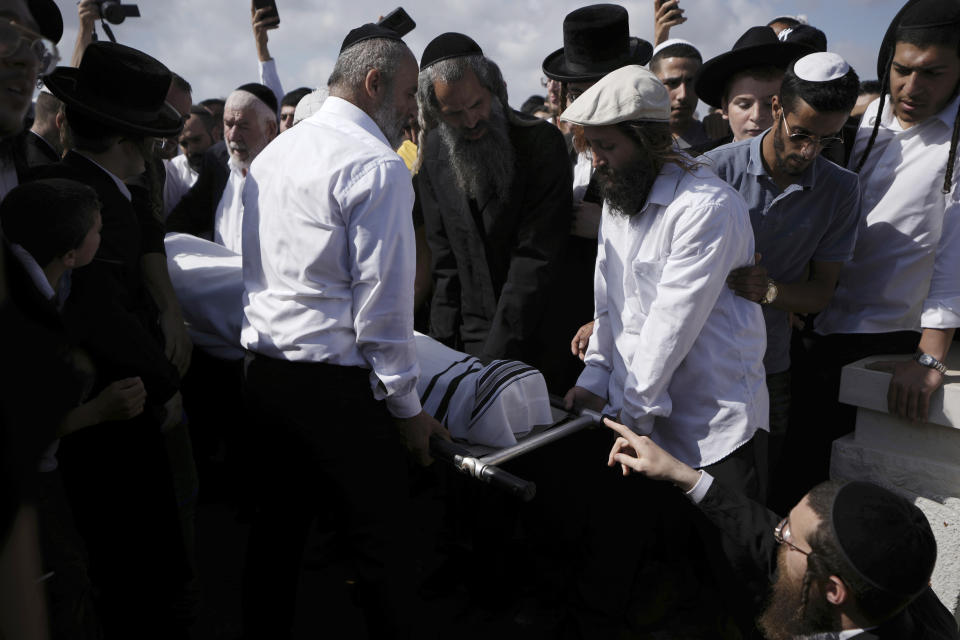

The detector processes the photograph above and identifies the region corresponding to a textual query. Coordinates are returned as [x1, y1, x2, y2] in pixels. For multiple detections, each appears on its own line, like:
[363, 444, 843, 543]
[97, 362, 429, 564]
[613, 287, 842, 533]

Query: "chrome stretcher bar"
[430, 404, 604, 502]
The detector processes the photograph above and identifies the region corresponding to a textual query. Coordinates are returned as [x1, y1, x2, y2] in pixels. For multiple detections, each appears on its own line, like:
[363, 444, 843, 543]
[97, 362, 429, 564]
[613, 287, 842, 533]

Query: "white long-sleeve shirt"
[816, 93, 960, 336]
[577, 162, 768, 468]
[240, 96, 421, 419]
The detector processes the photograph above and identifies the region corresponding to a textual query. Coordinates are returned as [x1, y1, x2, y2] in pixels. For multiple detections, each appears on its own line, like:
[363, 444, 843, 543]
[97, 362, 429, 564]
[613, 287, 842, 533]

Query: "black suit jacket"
[165, 140, 230, 237]
[29, 152, 179, 407]
[418, 114, 572, 370]
[698, 480, 960, 639]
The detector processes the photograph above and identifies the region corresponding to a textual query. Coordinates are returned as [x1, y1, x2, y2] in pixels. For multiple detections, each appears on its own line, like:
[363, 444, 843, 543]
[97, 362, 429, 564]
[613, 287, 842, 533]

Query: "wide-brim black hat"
[44, 41, 182, 138]
[542, 4, 652, 83]
[695, 26, 814, 108]
[27, 0, 63, 43]
[876, 0, 960, 80]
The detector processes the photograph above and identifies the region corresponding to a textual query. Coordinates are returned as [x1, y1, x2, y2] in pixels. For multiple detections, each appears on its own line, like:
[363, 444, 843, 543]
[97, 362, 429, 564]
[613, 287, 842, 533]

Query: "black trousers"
[56, 415, 193, 640]
[241, 354, 419, 639]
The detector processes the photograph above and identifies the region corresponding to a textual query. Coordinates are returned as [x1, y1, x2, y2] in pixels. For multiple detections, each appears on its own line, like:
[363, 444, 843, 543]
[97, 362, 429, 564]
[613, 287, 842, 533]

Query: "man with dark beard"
[415, 32, 572, 389]
[703, 52, 861, 503]
[562, 64, 769, 499]
[604, 417, 959, 639]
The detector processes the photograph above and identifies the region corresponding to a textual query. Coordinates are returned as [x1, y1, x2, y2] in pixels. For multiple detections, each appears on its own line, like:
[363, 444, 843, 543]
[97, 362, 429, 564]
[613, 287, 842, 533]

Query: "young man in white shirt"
[562, 65, 769, 500]
[810, 0, 960, 484]
[239, 24, 447, 639]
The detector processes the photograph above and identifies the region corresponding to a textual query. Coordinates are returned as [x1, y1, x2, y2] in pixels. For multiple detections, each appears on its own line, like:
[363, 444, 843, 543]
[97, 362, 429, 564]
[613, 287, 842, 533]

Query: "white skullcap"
[652, 38, 699, 58]
[293, 88, 328, 125]
[794, 52, 850, 82]
[560, 64, 670, 126]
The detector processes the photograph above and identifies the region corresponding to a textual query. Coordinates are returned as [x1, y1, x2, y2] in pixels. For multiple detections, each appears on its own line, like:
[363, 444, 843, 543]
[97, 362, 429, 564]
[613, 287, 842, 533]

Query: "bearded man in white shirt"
[562, 65, 769, 500]
[166, 83, 277, 254]
[239, 23, 447, 639]
[808, 0, 960, 489]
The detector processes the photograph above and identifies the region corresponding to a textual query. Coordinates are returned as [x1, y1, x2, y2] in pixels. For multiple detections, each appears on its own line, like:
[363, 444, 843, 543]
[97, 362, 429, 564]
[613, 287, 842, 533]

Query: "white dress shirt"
[816, 93, 960, 335]
[241, 96, 421, 419]
[259, 58, 284, 116]
[577, 162, 769, 468]
[213, 156, 246, 255]
[162, 154, 198, 219]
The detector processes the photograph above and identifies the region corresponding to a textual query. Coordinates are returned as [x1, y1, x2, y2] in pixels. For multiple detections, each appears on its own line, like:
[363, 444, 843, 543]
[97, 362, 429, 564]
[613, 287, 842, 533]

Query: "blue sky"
[52, 1, 905, 110]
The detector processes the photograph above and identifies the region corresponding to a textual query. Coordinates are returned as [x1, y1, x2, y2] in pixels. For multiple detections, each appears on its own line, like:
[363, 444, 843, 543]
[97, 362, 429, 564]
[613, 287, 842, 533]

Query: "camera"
[94, 0, 140, 25]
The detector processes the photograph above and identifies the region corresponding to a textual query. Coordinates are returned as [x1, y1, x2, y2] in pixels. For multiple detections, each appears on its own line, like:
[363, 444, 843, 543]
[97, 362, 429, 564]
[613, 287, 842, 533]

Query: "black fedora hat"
[44, 42, 182, 138]
[695, 26, 813, 108]
[27, 0, 63, 43]
[876, 0, 960, 80]
[542, 4, 653, 83]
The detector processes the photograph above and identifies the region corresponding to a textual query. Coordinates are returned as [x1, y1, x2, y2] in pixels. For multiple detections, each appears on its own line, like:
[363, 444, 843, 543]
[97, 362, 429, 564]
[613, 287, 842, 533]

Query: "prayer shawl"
[164, 232, 553, 446]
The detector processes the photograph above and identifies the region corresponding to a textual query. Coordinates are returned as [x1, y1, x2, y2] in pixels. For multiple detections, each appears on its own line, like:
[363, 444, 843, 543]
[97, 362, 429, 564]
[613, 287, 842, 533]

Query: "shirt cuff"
[685, 470, 713, 504]
[385, 388, 422, 420]
[576, 364, 609, 399]
[921, 298, 960, 330]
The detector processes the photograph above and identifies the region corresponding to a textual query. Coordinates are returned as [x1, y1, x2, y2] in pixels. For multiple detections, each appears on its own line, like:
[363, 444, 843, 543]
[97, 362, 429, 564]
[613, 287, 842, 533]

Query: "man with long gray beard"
[239, 23, 447, 639]
[415, 32, 572, 387]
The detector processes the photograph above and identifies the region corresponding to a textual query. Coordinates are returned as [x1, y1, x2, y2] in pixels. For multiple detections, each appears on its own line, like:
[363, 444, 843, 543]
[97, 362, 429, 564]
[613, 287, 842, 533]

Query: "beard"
[436, 98, 515, 203]
[772, 118, 812, 177]
[758, 546, 842, 640]
[593, 150, 659, 217]
[371, 90, 408, 150]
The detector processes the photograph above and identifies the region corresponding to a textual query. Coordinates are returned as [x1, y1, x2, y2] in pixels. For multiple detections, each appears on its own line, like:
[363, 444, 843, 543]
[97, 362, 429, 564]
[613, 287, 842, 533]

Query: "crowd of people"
[1, 0, 959, 638]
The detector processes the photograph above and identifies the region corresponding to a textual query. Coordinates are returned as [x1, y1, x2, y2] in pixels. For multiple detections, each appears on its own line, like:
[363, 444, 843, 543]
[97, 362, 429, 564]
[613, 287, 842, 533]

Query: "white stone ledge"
[839, 353, 960, 430]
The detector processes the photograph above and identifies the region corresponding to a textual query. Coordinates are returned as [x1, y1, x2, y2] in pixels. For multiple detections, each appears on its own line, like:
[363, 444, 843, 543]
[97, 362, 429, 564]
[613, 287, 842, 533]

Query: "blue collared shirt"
[704, 132, 861, 374]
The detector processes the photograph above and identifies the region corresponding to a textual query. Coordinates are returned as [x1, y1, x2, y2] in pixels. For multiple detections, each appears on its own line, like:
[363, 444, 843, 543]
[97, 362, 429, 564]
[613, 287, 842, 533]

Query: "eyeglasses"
[779, 113, 843, 150]
[774, 517, 811, 556]
[0, 17, 59, 76]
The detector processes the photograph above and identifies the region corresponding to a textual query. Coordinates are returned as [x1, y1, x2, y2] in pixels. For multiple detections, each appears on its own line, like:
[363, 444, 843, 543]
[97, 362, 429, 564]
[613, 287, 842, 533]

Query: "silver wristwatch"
[760, 279, 779, 305]
[915, 351, 947, 375]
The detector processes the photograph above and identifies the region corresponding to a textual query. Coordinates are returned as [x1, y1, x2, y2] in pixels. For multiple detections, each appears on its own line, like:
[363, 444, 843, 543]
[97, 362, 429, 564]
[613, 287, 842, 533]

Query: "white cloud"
[51, 0, 899, 106]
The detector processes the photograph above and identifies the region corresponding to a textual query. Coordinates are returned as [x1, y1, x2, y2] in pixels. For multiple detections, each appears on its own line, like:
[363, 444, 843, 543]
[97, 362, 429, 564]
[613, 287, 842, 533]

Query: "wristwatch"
[760, 279, 779, 305]
[915, 351, 948, 375]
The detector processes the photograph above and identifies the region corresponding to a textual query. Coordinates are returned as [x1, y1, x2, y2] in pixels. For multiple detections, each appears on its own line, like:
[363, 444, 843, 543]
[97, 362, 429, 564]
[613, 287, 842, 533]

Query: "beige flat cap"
[560, 64, 670, 126]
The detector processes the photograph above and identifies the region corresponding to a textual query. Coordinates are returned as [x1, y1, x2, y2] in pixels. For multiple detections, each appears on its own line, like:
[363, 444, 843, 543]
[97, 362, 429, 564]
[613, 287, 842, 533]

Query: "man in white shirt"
[239, 23, 447, 639]
[811, 0, 960, 472]
[166, 83, 277, 254]
[562, 65, 769, 499]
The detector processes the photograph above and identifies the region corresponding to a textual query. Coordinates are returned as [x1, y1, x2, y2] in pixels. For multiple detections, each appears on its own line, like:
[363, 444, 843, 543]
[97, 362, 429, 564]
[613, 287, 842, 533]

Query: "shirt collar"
[7, 241, 56, 302]
[748, 128, 818, 189]
[319, 96, 394, 150]
[73, 151, 132, 201]
[227, 154, 247, 177]
[643, 160, 685, 210]
[877, 91, 960, 131]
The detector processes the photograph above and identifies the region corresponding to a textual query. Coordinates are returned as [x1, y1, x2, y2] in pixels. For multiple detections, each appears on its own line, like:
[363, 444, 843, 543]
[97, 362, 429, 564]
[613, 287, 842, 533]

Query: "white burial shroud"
[164, 232, 553, 447]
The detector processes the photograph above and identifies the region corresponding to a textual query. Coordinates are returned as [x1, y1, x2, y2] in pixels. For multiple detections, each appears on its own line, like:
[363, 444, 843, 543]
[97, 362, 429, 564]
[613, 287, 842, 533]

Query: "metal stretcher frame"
[430, 399, 604, 502]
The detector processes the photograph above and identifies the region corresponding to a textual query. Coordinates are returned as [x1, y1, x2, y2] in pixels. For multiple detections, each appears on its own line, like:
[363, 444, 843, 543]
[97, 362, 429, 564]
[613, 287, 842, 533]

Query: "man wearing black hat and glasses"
[813, 0, 960, 470]
[416, 31, 574, 390]
[240, 23, 446, 639]
[605, 416, 959, 639]
[32, 41, 197, 639]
